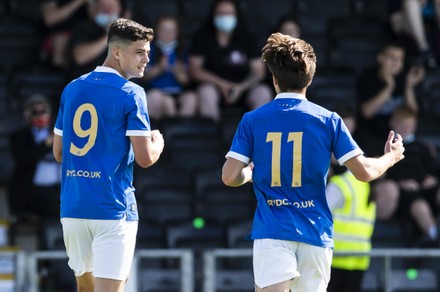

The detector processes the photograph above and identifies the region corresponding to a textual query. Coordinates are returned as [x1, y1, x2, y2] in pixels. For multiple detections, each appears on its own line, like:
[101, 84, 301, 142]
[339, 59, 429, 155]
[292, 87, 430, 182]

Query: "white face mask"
[95, 13, 118, 28]
[156, 40, 178, 55]
[214, 15, 237, 32]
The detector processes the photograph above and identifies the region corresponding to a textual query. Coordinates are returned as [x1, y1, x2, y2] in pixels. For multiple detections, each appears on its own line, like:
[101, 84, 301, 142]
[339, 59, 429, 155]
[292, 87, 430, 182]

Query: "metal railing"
[23, 249, 194, 292]
[3, 247, 440, 292]
[203, 248, 440, 292]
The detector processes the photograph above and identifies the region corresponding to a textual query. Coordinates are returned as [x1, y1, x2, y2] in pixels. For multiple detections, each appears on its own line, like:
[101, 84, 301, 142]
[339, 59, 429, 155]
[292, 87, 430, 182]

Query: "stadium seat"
[166, 220, 224, 250]
[361, 269, 380, 292]
[139, 268, 181, 292]
[327, 15, 387, 42]
[10, 67, 68, 107]
[138, 186, 194, 228]
[380, 269, 438, 291]
[0, 134, 14, 185]
[215, 270, 254, 292]
[328, 34, 386, 74]
[134, 161, 193, 198]
[181, 0, 213, 38]
[194, 169, 254, 227]
[297, 0, 353, 35]
[137, 221, 165, 249]
[372, 218, 406, 248]
[9, 0, 43, 24]
[243, 0, 297, 46]
[225, 220, 253, 249]
[0, 19, 42, 73]
[131, 0, 180, 27]
[160, 117, 220, 165]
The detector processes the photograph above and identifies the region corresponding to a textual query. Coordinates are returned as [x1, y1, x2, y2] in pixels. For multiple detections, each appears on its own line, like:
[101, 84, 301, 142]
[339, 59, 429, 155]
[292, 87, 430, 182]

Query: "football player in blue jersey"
[53, 18, 164, 292]
[222, 33, 405, 292]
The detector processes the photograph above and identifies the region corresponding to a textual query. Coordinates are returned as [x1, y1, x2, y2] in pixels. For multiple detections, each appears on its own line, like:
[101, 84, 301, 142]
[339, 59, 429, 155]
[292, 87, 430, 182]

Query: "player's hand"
[151, 130, 164, 151]
[384, 130, 405, 165]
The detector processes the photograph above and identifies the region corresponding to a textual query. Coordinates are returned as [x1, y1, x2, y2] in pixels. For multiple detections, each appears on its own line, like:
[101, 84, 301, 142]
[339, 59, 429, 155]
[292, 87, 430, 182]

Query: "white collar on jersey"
[274, 92, 307, 100]
[94, 66, 123, 77]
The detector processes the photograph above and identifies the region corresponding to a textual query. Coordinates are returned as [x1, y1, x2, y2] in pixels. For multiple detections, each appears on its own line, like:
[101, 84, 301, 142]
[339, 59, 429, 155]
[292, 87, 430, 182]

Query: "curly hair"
[262, 33, 316, 92]
[108, 18, 154, 44]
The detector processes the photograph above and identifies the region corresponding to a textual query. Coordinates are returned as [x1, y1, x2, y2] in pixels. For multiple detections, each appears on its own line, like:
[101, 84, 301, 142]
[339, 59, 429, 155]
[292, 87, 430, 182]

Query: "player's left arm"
[222, 158, 253, 187]
[53, 133, 63, 163]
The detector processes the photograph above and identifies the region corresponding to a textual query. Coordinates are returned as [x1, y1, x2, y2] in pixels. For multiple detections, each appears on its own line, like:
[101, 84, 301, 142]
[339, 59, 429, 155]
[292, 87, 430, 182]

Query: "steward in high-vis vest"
[326, 170, 376, 292]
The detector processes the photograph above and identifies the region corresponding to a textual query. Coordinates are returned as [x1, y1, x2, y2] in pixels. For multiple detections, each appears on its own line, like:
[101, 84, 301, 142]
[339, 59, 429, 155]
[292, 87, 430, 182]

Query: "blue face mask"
[95, 13, 118, 28]
[214, 15, 237, 32]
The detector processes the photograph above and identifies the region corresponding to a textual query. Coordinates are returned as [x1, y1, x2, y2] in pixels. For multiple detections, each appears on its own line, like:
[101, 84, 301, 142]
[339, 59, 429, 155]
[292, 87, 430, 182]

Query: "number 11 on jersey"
[266, 132, 303, 187]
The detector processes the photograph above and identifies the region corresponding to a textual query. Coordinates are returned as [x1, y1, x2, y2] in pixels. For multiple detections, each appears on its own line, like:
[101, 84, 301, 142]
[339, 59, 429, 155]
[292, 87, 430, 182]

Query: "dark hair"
[108, 18, 154, 44]
[262, 33, 316, 92]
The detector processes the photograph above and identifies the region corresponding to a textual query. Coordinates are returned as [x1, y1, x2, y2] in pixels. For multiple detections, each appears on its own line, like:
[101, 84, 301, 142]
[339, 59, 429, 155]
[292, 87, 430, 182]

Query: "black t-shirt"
[68, 21, 107, 78]
[189, 27, 260, 83]
[386, 140, 436, 182]
[355, 66, 406, 156]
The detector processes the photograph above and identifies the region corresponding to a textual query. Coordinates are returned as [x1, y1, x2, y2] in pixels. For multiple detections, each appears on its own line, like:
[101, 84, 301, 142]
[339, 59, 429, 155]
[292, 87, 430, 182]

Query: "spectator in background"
[189, 0, 272, 122]
[275, 16, 301, 38]
[382, 106, 439, 246]
[355, 42, 424, 159]
[140, 15, 198, 121]
[9, 94, 61, 221]
[68, 0, 123, 78]
[355, 43, 424, 220]
[327, 104, 375, 292]
[40, 0, 91, 70]
[388, 0, 440, 68]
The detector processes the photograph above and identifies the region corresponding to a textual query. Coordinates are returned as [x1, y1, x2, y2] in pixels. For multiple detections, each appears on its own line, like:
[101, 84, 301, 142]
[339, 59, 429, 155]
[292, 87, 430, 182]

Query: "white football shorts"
[253, 238, 332, 291]
[61, 217, 138, 280]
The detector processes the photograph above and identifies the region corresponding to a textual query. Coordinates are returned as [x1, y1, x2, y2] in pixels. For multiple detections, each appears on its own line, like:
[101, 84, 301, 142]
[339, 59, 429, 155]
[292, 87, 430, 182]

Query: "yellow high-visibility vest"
[331, 171, 375, 271]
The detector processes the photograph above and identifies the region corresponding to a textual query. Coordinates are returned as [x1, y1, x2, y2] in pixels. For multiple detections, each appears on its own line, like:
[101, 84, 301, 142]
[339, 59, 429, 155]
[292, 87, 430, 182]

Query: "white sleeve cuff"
[225, 151, 251, 164]
[53, 128, 63, 136]
[126, 130, 151, 137]
[338, 148, 363, 165]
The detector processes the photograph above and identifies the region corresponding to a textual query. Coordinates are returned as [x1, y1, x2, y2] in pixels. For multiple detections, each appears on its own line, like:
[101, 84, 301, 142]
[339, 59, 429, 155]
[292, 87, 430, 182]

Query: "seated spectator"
[354, 42, 424, 158]
[189, 0, 272, 122]
[40, 0, 91, 70]
[140, 15, 198, 121]
[378, 106, 439, 246]
[388, 0, 439, 68]
[68, 0, 123, 78]
[9, 94, 61, 221]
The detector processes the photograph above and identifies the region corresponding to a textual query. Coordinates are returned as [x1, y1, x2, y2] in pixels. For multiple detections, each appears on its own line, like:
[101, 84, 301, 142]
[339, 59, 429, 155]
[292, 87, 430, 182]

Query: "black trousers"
[327, 267, 365, 292]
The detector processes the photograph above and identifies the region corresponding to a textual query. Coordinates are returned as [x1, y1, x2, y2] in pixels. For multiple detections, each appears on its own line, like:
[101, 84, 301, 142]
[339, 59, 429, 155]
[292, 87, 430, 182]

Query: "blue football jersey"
[226, 92, 363, 248]
[54, 66, 151, 221]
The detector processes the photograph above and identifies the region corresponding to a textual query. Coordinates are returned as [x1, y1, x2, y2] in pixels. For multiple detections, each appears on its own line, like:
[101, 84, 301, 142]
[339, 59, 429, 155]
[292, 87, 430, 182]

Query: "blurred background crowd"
[1, 0, 440, 290]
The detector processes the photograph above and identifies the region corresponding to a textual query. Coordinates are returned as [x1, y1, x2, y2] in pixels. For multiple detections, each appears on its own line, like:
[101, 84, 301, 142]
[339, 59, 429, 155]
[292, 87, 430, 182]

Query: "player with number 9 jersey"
[54, 66, 150, 221]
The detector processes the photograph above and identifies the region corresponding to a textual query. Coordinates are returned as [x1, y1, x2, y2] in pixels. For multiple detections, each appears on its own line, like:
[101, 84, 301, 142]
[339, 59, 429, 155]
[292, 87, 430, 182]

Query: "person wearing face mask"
[140, 15, 198, 121]
[379, 106, 440, 247]
[189, 0, 272, 122]
[9, 94, 61, 224]
[67, 0, 124, 78]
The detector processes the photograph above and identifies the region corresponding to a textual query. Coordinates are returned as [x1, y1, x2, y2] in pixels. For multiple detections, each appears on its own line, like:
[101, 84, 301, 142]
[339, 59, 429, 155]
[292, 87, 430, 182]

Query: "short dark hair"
[262, 33, 316, 92]
[108, 18, 154, 45]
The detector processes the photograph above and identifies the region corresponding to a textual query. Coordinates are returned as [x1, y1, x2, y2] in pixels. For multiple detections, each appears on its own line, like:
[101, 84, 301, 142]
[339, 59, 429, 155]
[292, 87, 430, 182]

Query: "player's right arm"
[130, 129, 164, 168]
[345, 131, 405, 182]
